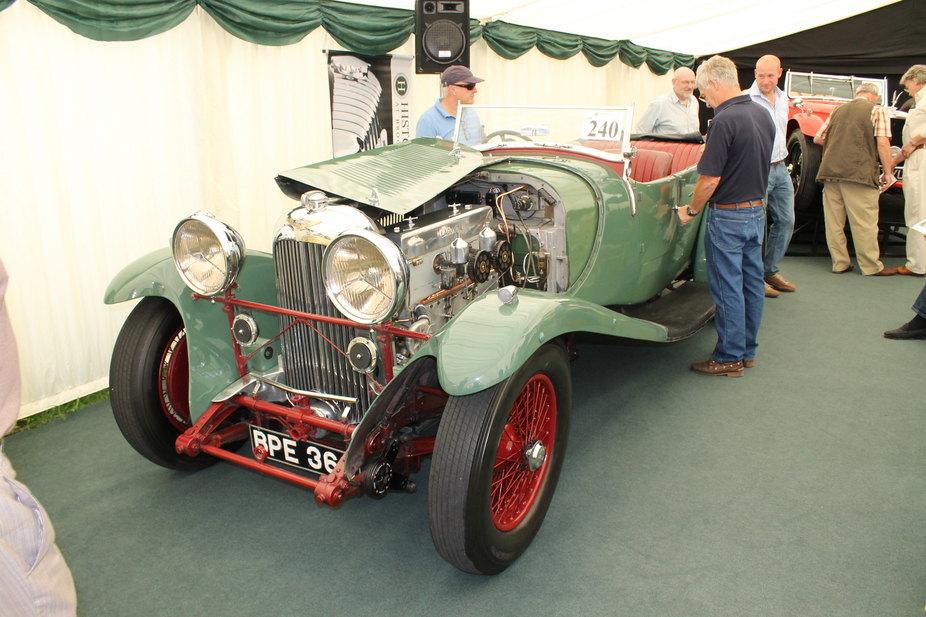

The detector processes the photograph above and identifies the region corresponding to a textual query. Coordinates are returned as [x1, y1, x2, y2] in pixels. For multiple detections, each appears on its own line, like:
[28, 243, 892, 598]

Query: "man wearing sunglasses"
[416, 65, 484, 146]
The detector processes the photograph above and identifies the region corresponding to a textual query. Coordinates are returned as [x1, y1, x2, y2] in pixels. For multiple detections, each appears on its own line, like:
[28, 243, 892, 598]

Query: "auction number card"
[581, 111, 624, 141]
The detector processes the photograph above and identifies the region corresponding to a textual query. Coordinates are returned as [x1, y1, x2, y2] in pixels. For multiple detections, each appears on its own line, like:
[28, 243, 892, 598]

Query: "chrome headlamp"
[323, 229, 408, 325]
[171, 211, 245, 296]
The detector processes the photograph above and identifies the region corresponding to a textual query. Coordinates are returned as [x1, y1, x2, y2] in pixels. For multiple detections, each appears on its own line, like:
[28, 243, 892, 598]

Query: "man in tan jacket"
[814, 83, 897, 276]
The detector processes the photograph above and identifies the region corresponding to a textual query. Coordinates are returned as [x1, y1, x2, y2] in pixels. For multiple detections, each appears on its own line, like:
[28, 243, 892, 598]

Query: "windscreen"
[452, 105, 634, 157]
[787, 72, 887, 106]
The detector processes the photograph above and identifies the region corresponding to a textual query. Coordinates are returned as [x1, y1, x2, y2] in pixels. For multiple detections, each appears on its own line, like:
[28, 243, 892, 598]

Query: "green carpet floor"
[5, 255, 926, 617]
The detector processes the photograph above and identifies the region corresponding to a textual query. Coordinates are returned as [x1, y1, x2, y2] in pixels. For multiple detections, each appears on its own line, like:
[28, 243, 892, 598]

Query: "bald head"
[755, 55, 783, 97]
[756, 55, 781, 72]
[672, 67, 696, 101]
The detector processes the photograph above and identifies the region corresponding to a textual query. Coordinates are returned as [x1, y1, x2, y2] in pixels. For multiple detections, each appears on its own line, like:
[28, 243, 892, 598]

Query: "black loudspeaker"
[415, 0, 470, 75]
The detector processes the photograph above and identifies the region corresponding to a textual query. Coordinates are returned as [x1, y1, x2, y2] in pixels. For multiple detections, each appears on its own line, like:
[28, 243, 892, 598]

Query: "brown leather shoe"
[743, 359, 755, 368]
[869, 267, 900, 276]
[691, 359, 744, 377]
[764, 282, 780, 298]
[764, 272, 796, 292]
[896, 266, 925, 277]
[884, 319, 926, 339]
[834, 264, 855, 274]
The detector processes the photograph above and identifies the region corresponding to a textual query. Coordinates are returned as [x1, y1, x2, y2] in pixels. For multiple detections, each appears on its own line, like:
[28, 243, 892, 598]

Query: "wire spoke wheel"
[491, 373, 557, 532]
[429, 342, 571, 574]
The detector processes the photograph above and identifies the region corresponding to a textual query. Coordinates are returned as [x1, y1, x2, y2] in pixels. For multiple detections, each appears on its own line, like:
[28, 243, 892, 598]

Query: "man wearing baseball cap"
[416, 65, 484, 145]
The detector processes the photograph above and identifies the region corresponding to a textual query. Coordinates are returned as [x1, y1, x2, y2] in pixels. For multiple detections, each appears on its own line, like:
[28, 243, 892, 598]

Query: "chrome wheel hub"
[524, 440, 546, 472]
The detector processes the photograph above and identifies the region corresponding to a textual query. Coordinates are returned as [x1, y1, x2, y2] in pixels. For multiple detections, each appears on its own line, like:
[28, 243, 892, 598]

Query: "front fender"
[104, 249, 279, 421]
[791, 114, 825, 137]
[415, 290, 668, 396]
[104, 248, 187, 306]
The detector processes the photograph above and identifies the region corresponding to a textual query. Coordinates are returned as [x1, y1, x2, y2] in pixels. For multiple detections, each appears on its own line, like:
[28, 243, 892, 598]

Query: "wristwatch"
[686, 206, 698, 216]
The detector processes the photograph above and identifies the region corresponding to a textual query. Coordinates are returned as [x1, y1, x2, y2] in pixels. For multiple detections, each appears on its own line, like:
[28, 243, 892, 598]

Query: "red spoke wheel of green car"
[158, 326, 191, 432]
[110, 297, 220, 471]
[429, 342, 572, 575]
[491, 373, 557, 532]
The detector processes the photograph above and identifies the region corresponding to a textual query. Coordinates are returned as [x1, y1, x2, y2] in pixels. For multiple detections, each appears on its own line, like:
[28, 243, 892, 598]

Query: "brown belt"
[710, 200, 763, 209]
[771, 158, 787, 165]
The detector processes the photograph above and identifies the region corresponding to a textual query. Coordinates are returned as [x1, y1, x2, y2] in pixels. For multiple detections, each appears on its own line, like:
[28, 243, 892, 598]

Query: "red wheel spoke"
[495, 422, 523, 465]
[501, 422, 523, 448]
[495, 450, 521, 465]
[492, 462, 524, 489]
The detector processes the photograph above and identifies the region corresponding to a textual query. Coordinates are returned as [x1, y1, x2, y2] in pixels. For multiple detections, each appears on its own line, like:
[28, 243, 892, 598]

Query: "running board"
[617, 282, 715, 342]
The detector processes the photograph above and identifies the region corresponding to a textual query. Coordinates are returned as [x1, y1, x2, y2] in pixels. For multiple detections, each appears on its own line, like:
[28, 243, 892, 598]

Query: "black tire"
[110, 297, 218, 471]
[429, 342, 572, 574]
[786, 130, 822, 212]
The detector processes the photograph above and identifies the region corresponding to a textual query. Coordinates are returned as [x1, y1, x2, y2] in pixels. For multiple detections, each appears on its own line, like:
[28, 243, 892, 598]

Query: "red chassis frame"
[173, 288, 443, 507]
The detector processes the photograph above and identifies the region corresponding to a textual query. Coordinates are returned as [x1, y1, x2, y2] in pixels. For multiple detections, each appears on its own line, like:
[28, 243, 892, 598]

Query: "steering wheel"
[484, 130, 533, 143]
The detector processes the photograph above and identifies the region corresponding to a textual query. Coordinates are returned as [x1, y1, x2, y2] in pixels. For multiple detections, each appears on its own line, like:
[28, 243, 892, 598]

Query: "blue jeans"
[913, 283, 926, 319]
[705, 205, 766, 363]
[763, 162, 795, 277]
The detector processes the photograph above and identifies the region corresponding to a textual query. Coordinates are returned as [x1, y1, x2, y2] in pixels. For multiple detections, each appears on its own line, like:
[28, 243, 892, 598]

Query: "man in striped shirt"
[0, 257, 77, 616]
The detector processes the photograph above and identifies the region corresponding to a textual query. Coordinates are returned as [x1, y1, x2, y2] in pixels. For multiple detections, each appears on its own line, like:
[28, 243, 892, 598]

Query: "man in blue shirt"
[748, 55, 797, 298]
[678, 55, 775, 377]
[415, 65, 483, 146]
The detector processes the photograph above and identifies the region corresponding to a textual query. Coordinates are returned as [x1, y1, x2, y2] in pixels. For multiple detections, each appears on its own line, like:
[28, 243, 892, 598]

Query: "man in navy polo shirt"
[678, 55, 775, 377]
[415, 65, 484, 146]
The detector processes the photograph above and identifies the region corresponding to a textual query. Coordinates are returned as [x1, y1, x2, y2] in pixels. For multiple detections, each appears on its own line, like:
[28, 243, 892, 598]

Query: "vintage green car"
[104, 105, 714, 575]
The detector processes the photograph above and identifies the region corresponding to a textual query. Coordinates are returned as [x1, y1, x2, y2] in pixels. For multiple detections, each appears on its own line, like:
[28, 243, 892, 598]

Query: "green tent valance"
[3, 0, 694, 74]
[478, 20, 691, 74]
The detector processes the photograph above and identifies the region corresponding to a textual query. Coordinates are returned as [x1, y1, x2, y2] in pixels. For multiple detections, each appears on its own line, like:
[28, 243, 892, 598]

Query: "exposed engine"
[268, 170, 567, 418]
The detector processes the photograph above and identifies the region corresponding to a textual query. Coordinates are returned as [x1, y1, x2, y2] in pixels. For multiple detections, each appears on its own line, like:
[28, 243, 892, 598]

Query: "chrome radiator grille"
[273, 238, 371, 417]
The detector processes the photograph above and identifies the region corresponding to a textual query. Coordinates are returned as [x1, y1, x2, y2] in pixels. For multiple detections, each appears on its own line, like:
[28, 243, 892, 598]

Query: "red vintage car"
[783, 70, 908, 212]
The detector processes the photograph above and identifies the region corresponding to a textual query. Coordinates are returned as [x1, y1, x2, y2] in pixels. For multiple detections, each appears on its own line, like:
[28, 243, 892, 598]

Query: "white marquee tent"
[0, 0, 905, 417]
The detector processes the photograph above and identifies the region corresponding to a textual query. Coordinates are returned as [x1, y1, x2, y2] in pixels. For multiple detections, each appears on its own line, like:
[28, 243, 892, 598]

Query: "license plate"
[248, 425, 343, 475]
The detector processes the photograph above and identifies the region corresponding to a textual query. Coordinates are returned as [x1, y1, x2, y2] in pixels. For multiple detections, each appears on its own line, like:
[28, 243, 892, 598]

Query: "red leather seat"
[630, 140, 703, 174]
[629, 149, 673, 183]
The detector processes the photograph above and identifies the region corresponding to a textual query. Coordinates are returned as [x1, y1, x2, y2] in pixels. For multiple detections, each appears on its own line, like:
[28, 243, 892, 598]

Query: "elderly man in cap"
[415, 65, 484, 145]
